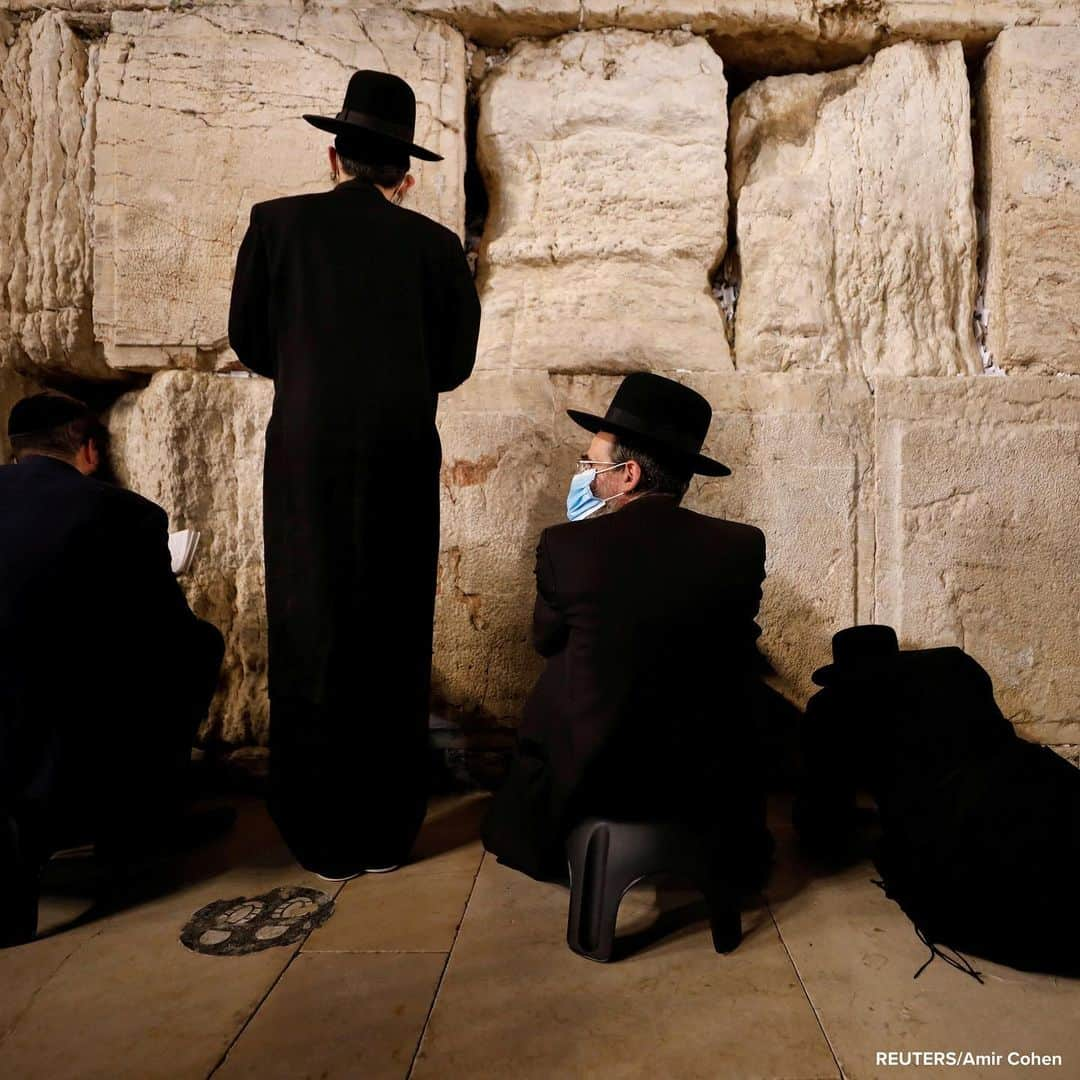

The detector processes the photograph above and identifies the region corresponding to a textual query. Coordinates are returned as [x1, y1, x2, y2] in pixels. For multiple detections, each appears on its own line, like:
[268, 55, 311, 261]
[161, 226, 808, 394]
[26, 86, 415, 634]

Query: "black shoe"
[0, 811, 41, 948]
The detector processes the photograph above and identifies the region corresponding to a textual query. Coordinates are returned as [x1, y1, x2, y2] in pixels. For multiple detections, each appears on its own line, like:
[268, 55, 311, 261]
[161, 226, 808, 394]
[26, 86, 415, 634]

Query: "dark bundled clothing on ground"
[795, 643, 1080, 975]
[483, 493, 774, 887]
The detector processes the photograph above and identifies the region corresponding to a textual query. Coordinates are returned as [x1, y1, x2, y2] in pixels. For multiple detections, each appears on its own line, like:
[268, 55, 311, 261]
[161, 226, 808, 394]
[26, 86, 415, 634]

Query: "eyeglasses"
[574, 459, 627, 475]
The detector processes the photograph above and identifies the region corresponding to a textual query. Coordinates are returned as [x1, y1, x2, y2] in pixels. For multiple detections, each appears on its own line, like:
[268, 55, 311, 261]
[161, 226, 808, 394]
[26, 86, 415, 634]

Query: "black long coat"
[228, 179, 480, 712]
[795, 646, 1080, 974]
[0, 456, 223, 842]
[483, 494, 774, 883]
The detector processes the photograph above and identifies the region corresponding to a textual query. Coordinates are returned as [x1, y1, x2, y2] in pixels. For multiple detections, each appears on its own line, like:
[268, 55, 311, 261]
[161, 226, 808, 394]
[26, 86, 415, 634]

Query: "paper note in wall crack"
[169, 529, 201, 575]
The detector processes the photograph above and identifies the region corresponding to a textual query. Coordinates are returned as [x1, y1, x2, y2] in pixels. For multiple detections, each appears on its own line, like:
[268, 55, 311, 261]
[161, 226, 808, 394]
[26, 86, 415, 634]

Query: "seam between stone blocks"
[406, 850, 487, 1079]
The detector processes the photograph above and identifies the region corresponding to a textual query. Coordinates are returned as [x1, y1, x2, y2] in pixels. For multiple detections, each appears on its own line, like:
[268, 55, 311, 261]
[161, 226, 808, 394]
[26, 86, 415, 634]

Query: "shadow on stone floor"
[33, 796, 290, 941]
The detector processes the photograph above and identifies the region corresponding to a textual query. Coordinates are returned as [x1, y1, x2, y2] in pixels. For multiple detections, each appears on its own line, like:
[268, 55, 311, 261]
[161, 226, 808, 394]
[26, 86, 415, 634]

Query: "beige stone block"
[216, 952, 445, 1080]
[412, 855, 839, 1079]
[408, 0, 581, 46]
[93, 4, 467, 371]
[412, 2, 1078, 66]
[0, 13, 108, 379]
[475, 29, 732, 374]
[730, 41, 981, 378]
[552, 372, 876, 706]
[435, 371, 563, 728]
[0, 798, 337, 1080]
[107, 370, 273, 744]
[875, 376, 1080, 745]
[979, 28, 1080, 375]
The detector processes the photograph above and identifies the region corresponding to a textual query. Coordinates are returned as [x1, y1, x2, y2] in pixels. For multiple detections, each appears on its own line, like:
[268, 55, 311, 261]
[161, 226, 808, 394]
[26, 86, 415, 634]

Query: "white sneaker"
[363, 864, 400, 874]
[315, 871, 361, 883]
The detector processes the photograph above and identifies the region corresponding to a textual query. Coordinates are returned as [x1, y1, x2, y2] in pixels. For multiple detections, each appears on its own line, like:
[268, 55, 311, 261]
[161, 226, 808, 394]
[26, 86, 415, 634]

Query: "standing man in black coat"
[0, 394, 225, 946]
[228, 71, 480, 879]
[483, 374, 774, 887]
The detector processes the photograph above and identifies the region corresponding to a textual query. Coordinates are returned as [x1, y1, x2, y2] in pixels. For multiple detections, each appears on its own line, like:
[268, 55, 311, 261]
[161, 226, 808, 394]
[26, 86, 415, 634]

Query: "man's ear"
[403, 173, 417, 194]
[328, 145, 339, 181]
[623, 459, 643, 493]
[74, 437, 100, 476]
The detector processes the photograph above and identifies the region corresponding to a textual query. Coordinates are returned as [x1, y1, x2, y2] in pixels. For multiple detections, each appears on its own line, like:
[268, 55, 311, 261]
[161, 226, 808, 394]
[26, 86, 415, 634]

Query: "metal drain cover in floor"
[180, 885, 334, 956]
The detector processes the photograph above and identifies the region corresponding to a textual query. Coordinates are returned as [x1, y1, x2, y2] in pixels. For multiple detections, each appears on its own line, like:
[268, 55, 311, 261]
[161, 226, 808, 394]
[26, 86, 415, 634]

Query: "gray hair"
[611, 438, 691, 500]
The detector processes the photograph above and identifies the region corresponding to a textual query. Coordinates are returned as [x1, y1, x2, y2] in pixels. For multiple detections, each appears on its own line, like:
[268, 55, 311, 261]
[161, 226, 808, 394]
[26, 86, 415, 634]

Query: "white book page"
[168, 529, 201, 575]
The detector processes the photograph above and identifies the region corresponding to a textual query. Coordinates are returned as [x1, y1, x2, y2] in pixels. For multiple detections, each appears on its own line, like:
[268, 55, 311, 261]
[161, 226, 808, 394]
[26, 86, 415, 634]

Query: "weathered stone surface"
[475, 29, 732, 374]
[93, 4, 467, 371]
[409, 0, 580, 46]
[0, 12, 108, 380]
[434, 371, 563, 735]
[551, 372, 875, 706]
[979, 28, 1080, 375]
[876, 376, 1080, 746]
[730, 41, 981, 378]
[108, 370, 273, 744]
[413, 1, 1079, 68]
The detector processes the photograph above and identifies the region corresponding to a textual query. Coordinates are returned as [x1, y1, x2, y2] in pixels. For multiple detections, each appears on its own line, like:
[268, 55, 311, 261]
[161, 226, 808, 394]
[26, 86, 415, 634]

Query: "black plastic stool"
[566, 818, 742, 963]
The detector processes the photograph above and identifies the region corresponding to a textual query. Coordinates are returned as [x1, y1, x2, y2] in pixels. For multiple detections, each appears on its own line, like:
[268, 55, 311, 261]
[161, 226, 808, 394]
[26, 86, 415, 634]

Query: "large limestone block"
[412, 2, 1079, 67]
[979, 28, 1080, 375]
[434, 371, 564, 739]
[476, 29, 732, 374]
[550, 372, 875, 706]
[94, 4, 467, 372]
[108, 370, 273, 744]
[876, 376, 1080, 746]
[0, 12, 107, 379]
[730, 41, 981, 378]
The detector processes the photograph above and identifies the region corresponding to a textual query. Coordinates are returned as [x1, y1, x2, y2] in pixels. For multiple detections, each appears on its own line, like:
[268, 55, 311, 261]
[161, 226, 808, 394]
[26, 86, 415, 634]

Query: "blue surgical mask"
[566, 464, 626, 522]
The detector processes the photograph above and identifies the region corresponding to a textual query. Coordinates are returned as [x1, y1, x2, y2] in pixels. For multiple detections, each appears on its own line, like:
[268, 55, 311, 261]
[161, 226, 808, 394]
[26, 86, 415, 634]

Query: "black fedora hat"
[567, 372, 730, 477]
[304, 70, 442, 162]
[811, 625, 902, 687]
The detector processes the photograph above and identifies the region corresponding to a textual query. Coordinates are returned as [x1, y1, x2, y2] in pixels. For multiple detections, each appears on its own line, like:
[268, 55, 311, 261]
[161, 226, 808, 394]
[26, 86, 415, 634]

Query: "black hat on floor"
[566, 372, 731, 477]
[8, 392, 90, 440]
[304, 70, 443, 162]
[811, 625, 902, 687]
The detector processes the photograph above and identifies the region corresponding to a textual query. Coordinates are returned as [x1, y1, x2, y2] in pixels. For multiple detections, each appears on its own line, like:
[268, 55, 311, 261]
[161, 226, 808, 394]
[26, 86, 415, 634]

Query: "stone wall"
[1, 1, 1077, 770]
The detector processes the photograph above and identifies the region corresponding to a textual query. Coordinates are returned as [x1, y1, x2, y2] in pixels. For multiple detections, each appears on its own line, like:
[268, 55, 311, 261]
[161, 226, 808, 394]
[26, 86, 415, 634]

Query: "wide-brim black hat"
[567, 372, 730, 477]
[811, 624, 902, 686]
[304, 69, 442, 162]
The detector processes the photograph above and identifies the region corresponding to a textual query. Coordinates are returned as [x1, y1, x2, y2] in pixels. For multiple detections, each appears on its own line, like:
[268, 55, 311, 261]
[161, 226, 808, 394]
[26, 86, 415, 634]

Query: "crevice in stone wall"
[462, 45, 492, 278]
[708, 63, 762, 359]
[967, 41, 1003, 375]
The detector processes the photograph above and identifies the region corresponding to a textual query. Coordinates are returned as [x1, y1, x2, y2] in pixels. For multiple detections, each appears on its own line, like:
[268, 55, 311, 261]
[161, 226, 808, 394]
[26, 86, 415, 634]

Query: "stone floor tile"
[0, 799, 333, 1080]
[766, 825, 1080, 1080]
[215, 951, 446, 1079]
[303, 793, 489, 954]
[412, 854, 839, 1080]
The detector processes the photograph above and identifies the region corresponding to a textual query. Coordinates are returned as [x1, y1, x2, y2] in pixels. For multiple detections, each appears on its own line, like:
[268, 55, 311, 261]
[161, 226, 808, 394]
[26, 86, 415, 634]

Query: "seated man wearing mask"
[483, 373, 773, 888]
[0, 394, 226, 947]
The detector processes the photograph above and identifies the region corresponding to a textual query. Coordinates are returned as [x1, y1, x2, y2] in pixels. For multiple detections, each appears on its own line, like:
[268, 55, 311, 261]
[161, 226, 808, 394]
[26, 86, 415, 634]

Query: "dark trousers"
[1, 620, 225, 860]
[267, 696, 430, 875]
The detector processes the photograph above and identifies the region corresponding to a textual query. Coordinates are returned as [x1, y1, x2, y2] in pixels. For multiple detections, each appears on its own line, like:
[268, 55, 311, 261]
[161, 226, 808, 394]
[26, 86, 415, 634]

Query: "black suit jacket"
[228, 178, 480, 706]
[0, 456, 221, 824]
[484, 494, 772, 880]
